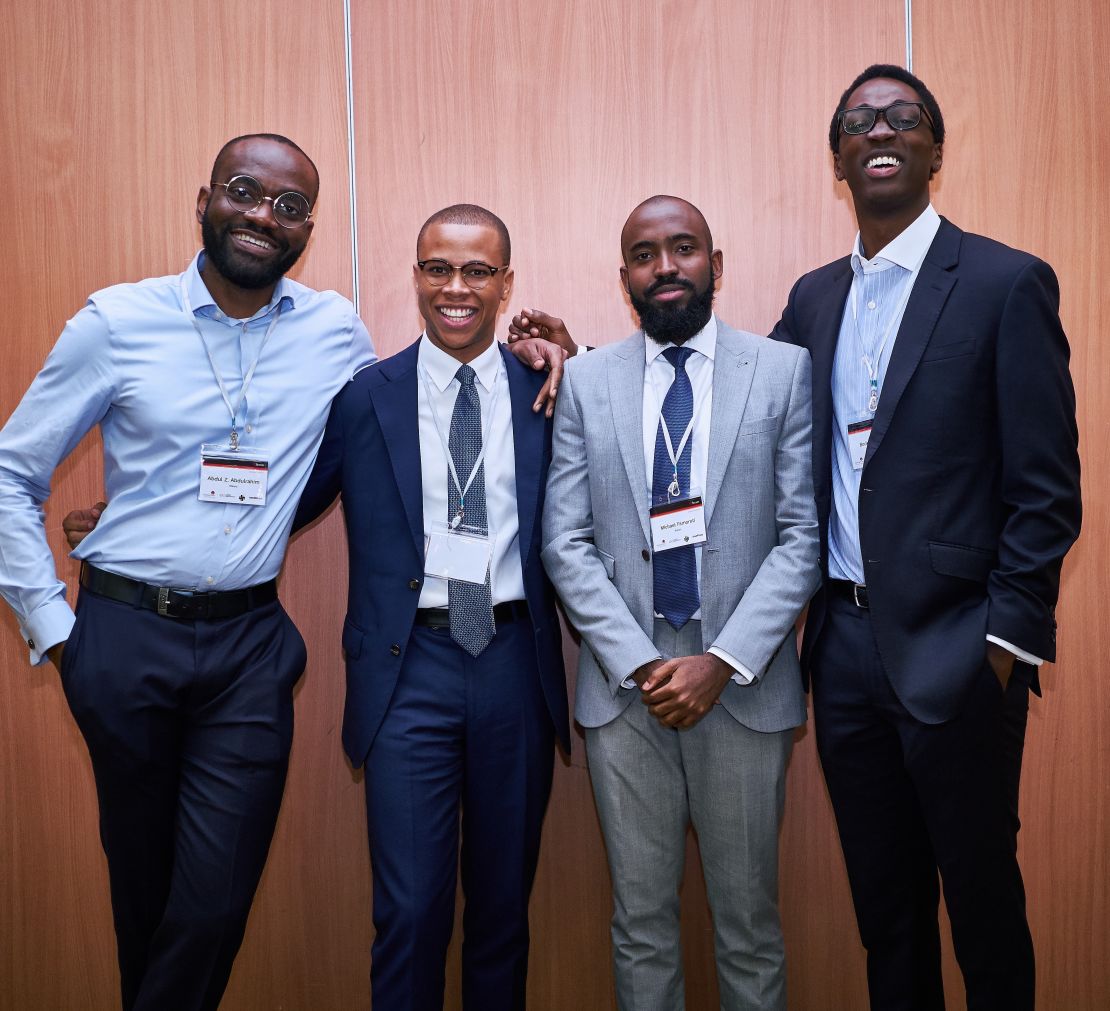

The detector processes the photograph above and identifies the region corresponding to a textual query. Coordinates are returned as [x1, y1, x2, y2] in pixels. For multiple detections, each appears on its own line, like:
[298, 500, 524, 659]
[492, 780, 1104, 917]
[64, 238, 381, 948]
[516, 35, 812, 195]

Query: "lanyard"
[850, 268, 913, 414]
[180, 279, 281, 449]
[420, 364, 501, 528]
[648, 352, 711, 500]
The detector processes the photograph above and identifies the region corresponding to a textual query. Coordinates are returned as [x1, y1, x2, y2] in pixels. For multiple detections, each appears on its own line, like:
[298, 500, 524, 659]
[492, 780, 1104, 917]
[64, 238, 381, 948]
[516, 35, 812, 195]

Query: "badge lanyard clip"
[649, 355, 711, 502]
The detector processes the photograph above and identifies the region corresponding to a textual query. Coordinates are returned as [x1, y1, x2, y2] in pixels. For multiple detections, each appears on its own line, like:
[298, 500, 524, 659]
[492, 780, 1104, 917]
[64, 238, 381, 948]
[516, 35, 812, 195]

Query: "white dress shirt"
[416, 335, 525, 609]
[633, 316, 754, 684]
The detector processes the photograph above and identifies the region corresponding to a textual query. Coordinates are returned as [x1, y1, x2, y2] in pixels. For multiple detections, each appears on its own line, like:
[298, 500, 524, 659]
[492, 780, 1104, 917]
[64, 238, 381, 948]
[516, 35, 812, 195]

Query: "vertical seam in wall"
[343, 0, 361, 315]
[905, 0, 914, 70]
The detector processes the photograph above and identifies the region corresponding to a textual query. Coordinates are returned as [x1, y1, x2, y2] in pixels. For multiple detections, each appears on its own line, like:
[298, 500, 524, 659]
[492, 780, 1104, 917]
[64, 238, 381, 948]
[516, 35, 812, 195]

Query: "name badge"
[199, 444, 269, 506]
[649, 495, 707, 553]
[847, 419, 873, 471]
[424, 525, 492, 584]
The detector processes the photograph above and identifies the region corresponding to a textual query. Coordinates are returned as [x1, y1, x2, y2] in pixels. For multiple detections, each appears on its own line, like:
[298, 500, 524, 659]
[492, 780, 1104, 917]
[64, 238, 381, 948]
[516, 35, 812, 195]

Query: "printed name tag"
[847, 419, 873, 471]
[199, 444, 269, 506]
[425, 526, 492, 584]
[649, 495, 707, 553]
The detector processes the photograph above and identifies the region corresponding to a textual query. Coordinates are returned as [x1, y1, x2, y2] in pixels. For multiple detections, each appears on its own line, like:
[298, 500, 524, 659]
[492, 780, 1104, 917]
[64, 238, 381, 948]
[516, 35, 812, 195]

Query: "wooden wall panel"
[351, 3, 902, 1008]
[915, 3, 1110, 1008]
[0, 0, 360, 1007]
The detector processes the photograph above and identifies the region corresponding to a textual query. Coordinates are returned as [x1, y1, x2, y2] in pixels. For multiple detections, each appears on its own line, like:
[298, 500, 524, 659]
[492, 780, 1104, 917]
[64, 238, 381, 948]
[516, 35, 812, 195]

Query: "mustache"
[646, 276, 694, 297]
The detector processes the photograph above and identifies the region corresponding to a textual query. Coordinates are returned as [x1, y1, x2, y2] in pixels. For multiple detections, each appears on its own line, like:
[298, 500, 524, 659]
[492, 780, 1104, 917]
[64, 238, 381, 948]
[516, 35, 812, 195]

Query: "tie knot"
[662, 345, 694, 371]
[455, 364, 477, 387]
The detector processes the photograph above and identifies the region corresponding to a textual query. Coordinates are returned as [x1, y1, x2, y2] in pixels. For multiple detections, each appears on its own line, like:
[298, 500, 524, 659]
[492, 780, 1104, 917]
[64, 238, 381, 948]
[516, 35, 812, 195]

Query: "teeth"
[234, 231, 277, 250]
[439, 307, 477, 319]
[867, 156, 901, 169]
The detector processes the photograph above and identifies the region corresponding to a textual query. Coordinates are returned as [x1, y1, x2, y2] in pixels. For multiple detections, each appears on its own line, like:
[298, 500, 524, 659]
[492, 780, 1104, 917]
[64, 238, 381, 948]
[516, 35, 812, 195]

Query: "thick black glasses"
[838, 101, 936, 137]
[213, 175, 313, 228]
[416, 259, 509, 290]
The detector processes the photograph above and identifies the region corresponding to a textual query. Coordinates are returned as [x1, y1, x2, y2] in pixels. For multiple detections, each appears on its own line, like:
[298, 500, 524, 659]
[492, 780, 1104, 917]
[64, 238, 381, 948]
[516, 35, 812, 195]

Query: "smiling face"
[833, 77, 943, 235]
[414, 221, 513, 364]
[197, 137, 317, 291]
[620, 197, 722, 345]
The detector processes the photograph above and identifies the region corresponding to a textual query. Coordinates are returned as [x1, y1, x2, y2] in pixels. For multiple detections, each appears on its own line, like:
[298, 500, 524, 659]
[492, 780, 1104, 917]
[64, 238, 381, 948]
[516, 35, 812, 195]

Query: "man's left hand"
[506, 337, 568, 416]
[641, 653, 734, 729]
[987, 641, 1017, 692]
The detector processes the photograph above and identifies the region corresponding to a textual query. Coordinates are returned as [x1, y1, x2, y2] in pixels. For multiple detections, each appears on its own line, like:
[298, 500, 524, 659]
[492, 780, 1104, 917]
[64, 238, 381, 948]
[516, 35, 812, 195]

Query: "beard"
[631, 275, 716, 345]
[201, 207, 305, 290]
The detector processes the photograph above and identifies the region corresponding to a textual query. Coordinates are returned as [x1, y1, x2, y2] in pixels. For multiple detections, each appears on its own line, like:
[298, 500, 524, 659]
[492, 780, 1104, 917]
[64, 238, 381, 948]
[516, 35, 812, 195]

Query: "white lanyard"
[180, 279, 281, 449]
[420, 364, 501, 528]
[648, 351, 711, 500]
[850, 269, 913, 414]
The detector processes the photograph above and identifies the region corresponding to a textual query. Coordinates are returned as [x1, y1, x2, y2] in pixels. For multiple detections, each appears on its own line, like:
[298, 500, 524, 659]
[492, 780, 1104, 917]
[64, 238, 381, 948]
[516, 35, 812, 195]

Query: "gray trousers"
[585, 619, 792, 1011]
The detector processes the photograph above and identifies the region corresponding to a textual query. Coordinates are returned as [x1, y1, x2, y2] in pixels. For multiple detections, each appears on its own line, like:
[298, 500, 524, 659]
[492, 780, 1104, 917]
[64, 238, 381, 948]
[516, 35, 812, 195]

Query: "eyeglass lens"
[419, 260, 497, 289]
[222, 175, 311, 227]
[841, 102, 924, 135]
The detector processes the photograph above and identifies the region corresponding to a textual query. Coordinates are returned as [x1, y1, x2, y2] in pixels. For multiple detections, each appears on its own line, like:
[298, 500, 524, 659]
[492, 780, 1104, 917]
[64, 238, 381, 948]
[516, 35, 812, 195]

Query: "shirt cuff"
[986, 635, 1043, 667]
[621, 654, 663, 690]
[707, 646, 756, 685]
[575, 343, 590, 356]
[21, 600, 76, 666]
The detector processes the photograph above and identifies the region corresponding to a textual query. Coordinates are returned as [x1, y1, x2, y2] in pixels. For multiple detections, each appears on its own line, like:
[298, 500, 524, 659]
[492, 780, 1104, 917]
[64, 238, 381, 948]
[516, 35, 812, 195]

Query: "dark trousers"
[812, 592, 1034, 1011]
[364, 619, 555, 1011]
[60, 587, 307, 1011]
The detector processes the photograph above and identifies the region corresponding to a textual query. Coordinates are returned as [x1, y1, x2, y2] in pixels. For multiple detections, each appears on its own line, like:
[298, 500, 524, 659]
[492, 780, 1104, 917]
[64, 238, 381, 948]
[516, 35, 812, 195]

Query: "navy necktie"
[447, 364, 495, 656]
[652, 345, 700, 630]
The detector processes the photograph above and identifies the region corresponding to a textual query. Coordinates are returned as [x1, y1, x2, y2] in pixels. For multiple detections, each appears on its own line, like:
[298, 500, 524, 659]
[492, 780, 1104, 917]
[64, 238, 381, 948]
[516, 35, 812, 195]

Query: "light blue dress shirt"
[0, 253, 375, 663]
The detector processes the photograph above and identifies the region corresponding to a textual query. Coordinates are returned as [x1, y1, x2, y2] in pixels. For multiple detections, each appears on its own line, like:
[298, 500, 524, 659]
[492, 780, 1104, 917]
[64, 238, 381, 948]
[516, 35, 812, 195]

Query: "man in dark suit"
[771, 65, 1081, 1009]
[293, 204, 570, 1011]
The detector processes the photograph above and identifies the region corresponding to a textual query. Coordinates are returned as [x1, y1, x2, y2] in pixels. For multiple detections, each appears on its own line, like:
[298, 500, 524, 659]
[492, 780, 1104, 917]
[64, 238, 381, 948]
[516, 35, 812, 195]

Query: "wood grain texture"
[916, 3, 1110, 1008]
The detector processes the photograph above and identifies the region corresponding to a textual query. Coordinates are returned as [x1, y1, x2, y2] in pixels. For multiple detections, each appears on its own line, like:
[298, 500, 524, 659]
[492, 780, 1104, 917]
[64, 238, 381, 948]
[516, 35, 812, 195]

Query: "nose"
[443, 266, 469, 294]
[655, 250, 677, 276]
[868, 110, 896, 139]
[244, 196, 278, 226]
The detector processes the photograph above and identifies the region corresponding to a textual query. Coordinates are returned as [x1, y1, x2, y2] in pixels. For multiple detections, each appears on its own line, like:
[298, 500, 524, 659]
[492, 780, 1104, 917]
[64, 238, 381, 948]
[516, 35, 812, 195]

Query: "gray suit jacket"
[541, 319, 820, 732]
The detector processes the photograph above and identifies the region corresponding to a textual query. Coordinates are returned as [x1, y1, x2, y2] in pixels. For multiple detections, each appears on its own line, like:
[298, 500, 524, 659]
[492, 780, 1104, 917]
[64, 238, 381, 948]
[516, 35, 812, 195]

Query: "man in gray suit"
[542, 195, 819, 1010]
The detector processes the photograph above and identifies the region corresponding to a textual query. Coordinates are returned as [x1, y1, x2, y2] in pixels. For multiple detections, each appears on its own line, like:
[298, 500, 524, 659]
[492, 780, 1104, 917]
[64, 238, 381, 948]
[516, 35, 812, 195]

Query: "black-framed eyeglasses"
[212, 175, 314, 228]
[838, 101, 936, 137]
[416, 259, 509, 290]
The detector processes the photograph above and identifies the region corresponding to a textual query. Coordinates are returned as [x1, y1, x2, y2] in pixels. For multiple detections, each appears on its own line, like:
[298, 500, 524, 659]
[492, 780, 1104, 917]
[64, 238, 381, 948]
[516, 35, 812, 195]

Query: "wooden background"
[1, 1, 1106, 1007]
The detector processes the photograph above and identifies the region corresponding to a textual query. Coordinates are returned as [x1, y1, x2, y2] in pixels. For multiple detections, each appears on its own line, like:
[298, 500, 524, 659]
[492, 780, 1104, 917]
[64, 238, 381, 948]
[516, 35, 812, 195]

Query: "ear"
[833, 152, 846, 183]
[499, 266, 515, 304]
[710, 249, 723, 282]
[929, 142, 944, 179]
[196, 185, 212, 225]
[619, 264, 630, 295]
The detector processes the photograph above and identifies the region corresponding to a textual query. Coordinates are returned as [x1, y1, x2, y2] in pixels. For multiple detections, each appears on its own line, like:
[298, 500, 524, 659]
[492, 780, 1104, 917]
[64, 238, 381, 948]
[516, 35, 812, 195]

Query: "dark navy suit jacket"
[295, 340, 571, 765]
[772, 218, 1081, 724]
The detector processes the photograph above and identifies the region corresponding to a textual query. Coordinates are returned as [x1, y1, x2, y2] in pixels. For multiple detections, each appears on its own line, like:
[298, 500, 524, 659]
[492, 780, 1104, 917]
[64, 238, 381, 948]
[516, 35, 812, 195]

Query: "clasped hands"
[632, 654, 735, 730]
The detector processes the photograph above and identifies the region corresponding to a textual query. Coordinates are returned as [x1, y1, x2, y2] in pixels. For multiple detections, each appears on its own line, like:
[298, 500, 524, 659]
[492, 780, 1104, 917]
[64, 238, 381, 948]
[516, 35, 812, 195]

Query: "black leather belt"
[828, 578, 870, 609]
[414, 600, 530, 629]
[80, 562, 278, 620]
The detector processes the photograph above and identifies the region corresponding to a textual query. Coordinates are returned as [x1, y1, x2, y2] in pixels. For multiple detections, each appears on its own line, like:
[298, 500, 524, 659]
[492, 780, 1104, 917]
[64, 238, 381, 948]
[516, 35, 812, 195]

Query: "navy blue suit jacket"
[296, 340, 571, 765]
[772, 218, 1081, 723]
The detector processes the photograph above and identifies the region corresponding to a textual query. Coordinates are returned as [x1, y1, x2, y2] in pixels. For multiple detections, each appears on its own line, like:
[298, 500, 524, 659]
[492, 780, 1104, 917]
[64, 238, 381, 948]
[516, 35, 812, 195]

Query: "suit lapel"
[705, 324, 756, 526]
[864, 221, 959, 467]
[500, 345, 543, 567]
[608, 336, 651, 543]
[368, 340, 424, 555]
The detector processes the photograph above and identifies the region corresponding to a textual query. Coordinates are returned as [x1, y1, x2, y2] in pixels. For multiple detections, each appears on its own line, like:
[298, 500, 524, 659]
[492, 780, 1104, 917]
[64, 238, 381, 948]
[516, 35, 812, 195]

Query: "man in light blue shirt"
[0, 133, 375, 1011]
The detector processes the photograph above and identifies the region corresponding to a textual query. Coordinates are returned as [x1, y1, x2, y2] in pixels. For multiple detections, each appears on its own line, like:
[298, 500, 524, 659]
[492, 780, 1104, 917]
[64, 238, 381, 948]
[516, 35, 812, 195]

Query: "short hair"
[417, 204, 511, 263]
[622, 195, 714, 253]
[210, 133, 320, 193]
[828, 64, 945, 153]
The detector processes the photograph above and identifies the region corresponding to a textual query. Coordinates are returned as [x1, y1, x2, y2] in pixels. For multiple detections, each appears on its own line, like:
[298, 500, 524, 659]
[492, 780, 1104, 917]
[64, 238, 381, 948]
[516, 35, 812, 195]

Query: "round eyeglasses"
[838, 101, 936, 137]
[416, 259, 509, 290]
[213, 175, 314, 228]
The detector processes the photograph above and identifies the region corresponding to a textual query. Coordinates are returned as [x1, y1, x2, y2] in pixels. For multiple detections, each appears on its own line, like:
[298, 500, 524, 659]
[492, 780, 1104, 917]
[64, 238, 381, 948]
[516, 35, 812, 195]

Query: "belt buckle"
[156, 587, 195, 618]
[156, 587, 171, 616]
[853, 583, 866, 608]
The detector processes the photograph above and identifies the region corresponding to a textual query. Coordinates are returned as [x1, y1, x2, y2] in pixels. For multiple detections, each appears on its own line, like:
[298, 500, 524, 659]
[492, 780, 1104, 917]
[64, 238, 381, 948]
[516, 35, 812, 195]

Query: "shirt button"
[867, 300, 877, 310]
[224, 526, 232, 535]
[390, 644, 401, 656]
[641, 549, 650, 561]
[27, 638, 35, 650]
[408, 579, 420, 590]
[245, 424, 253, 434]
[206, 576, 215, 585]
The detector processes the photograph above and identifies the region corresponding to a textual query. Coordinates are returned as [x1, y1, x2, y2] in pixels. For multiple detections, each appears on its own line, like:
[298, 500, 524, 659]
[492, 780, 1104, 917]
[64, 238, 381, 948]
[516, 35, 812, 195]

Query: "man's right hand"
[507, 308, 578, 357]
[632, 658, 666, 690]
[46, 642, 65, 672]
[62, 501, 106, 549]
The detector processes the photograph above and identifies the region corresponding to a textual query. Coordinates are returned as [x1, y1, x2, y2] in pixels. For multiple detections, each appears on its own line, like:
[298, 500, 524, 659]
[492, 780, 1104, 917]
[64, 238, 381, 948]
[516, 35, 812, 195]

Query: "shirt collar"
[419, 333, 503, 394]
[184, 251, 295, 324]
[644, 313, 718, 365]
[850, 204, 941, 276]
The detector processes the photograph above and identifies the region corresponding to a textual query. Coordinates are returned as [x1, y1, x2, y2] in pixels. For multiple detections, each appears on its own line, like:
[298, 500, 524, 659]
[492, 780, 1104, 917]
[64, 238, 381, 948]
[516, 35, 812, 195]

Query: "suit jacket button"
[390, 644, 401, 656]
[408, 579, 420, 590]
[641, 549, 650, 561]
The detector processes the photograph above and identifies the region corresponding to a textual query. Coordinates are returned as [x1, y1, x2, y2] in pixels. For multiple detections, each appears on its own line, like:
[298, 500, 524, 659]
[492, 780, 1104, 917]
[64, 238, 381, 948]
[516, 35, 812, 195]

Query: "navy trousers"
[812, 591, 1033, 1011]
[364, 617, 555, 1011]
[60, 587, 307, 1011]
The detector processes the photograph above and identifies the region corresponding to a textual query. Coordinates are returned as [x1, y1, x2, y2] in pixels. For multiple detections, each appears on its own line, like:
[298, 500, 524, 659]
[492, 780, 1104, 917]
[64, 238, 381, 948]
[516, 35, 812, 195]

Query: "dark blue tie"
[447, 364, 495, 656]
[652, 346, 700, 630]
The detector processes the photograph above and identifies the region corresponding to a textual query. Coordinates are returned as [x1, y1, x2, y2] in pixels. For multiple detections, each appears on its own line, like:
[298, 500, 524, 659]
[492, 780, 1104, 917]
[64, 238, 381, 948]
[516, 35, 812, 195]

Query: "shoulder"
[563, 331, 641, 381]
[948, 224, 1051, 279]
[717, 320, 807, 368]
[87, 270, 180, 312]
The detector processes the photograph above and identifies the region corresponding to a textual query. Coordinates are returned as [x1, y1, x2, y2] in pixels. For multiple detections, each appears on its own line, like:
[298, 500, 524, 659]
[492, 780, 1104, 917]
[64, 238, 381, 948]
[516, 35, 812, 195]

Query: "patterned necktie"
[447, 364, 496, 656]
[652, 345, 700, 630]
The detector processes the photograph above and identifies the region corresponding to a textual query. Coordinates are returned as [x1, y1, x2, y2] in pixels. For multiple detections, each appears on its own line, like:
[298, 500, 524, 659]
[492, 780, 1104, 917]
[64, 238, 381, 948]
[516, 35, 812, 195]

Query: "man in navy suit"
[293, 204, 570, 1011]
[771, 65, 1081, 1009]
